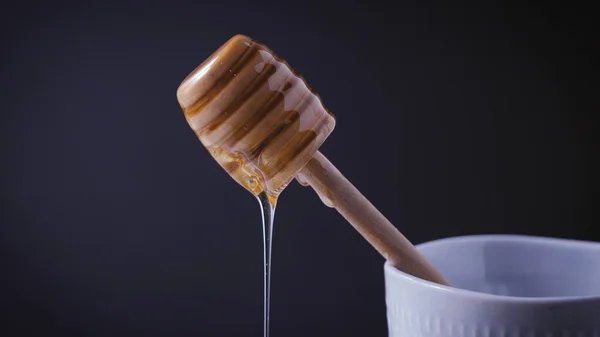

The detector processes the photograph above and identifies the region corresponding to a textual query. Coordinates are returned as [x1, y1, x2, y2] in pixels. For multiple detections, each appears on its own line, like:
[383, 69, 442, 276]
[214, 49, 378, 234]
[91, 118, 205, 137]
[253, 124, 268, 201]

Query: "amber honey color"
[177, 35, 335, 200]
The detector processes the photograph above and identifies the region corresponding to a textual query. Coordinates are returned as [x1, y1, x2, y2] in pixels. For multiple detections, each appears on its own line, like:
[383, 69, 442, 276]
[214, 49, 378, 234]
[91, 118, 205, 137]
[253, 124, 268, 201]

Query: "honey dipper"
[176, 35, 450, 286]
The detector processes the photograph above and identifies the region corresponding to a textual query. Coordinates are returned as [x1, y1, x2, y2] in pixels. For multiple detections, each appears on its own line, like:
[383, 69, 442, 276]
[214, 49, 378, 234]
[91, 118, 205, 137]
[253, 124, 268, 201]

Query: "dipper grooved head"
[177, 35, 335, 197]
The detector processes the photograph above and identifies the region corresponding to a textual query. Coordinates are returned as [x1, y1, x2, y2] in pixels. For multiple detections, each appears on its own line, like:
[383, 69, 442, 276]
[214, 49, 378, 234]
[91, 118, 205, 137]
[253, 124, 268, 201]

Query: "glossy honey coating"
[177, 35, 336, 198]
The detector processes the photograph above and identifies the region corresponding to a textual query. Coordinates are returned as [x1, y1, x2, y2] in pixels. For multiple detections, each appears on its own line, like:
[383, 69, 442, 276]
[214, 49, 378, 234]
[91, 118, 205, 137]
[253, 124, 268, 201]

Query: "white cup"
[385, 235, 600, 336]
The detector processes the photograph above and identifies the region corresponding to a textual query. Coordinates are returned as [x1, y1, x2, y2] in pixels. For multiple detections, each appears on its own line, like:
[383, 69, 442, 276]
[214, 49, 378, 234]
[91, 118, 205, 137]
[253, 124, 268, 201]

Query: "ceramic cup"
[384, 235, 600, 336]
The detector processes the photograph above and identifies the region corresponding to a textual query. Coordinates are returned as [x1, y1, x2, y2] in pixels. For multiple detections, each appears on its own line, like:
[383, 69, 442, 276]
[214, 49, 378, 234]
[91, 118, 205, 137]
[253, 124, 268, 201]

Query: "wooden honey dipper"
[177, 34, 450, 286]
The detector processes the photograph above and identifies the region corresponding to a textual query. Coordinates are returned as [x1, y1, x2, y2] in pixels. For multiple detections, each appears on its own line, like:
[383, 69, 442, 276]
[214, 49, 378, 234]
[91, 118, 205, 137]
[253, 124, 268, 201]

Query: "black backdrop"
[2, 1, 597, 336]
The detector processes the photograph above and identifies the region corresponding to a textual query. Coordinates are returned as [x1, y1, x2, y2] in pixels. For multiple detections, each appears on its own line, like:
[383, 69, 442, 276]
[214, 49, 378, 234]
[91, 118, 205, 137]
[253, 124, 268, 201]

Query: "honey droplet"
[296, 173, 309, 186]
[318, 191, 335, 208]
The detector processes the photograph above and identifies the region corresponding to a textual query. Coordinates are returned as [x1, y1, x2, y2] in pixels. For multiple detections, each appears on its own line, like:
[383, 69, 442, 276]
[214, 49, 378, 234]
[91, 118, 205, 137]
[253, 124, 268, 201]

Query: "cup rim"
[385, 234, 600, 304]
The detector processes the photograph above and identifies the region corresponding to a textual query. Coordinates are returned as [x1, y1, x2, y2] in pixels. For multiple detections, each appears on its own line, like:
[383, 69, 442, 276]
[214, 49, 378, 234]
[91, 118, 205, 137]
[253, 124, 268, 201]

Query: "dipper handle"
[298, 151, 451, 285]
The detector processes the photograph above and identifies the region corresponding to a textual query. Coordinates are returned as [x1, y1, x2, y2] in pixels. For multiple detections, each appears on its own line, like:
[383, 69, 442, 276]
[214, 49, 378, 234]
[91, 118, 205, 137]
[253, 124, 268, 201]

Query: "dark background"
[1, 1, 597, 336]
